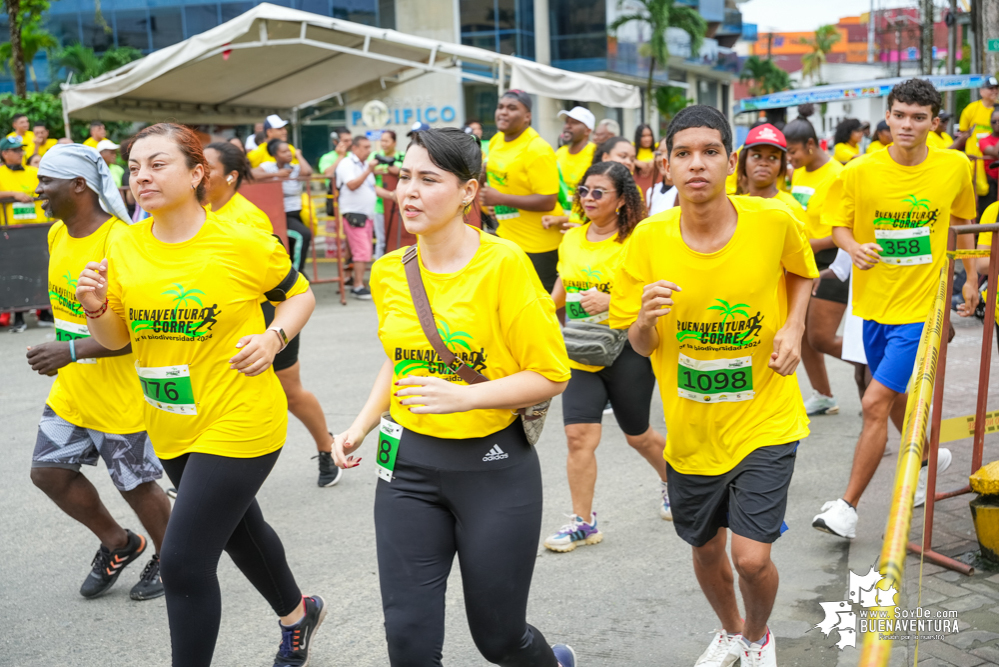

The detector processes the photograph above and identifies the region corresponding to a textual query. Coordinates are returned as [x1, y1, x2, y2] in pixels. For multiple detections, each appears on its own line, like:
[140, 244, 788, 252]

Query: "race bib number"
[493, 205, 520, 221]
[566, 289, 607, 323]
[55, 318, 96, 364]
[875, 227, 931, 266]
[678, 354, 754, 403]
[376, 414, 403, 482]
[12, 202, 35, 220]
[136, 364, 197, 415]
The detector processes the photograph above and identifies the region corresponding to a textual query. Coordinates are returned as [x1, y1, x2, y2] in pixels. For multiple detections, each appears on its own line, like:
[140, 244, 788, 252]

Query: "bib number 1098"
[677, 354, 754, 403]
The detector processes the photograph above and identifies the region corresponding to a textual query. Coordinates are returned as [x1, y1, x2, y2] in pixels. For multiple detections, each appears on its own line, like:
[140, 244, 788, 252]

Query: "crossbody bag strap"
[402, 246, 488, 386]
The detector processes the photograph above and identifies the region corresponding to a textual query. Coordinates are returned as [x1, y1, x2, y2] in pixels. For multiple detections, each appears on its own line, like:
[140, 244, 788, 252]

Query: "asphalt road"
[1, 282, 996, 667]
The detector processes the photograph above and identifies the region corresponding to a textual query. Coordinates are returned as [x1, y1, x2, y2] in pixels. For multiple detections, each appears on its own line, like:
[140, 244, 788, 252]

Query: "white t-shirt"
[260, 161, 302, 212]
[245, 134, 258, 151]
[335, 152, 376, 216]
[646, 182, 678, 216]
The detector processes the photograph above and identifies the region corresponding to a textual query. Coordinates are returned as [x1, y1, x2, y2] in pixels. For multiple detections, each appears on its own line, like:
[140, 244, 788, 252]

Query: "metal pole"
[897, 23, 904, 77]
[948, 0, 958, 113]
[868, 0, 876, 64]
[922, 0, 935, 74]
[973, 240, 999, 472]
[972, 0, 981, 101]
[60, 92, 72, 141]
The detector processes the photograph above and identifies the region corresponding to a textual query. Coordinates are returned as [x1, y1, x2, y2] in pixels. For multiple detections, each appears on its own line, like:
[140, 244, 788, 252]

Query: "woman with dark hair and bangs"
[332, 127, 577, 667]
[544, 161, 671, 553]
[76, 122, 326, 667]
[633, 122, 657, 177]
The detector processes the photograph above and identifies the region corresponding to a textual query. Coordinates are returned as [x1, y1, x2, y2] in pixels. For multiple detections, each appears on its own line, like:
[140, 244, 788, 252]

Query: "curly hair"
[590, 136, 632, 169]
[887, 78, 942, 117]
[833, 118, 862, 146]
[572, 161, 647, 243]
[130, 123, 210, 203]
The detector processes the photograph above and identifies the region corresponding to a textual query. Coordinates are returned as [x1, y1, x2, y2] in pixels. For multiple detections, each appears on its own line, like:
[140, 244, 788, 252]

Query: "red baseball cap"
[744, 123, 787, 152]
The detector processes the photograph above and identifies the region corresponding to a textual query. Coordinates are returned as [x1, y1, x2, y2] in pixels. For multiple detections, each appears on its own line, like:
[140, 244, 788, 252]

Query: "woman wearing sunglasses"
[543, 161, 670, 553]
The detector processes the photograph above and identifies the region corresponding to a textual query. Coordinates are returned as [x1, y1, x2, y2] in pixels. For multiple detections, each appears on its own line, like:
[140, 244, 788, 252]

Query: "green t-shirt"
[108, 163, 124, 189]
[317, 150, 342, 175]
[372, 149, 405, 214]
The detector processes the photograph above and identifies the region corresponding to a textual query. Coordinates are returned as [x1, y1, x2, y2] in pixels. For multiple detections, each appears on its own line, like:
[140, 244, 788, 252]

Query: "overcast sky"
[739, 0, 914, 33]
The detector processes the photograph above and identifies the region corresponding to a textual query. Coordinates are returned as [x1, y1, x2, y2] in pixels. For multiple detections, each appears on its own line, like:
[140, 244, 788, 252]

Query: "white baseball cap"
[558, 106, 596, 131]
[96, 139, 119, 152]
[264, 114, 289, 129]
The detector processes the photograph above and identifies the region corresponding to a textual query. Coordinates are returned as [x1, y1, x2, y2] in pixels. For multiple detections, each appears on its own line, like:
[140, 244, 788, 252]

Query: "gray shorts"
[32, 405, 163, 492]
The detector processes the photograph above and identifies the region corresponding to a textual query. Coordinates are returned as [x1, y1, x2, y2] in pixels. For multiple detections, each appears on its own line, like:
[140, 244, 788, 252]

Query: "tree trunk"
[6, 0, 27, 97]
[647, 55, 656, 126]
[985, 0, 999, 76]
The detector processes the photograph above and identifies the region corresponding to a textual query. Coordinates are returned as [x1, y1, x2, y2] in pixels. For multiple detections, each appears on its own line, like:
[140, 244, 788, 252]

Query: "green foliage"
[740, 56, 793, 96]
[654, 85, 692, 125]
[56, 44, 143, 83]
[0, 91, 131, 141]
[798, 25, 841, 85]
[2, 0, 52, 95]
[0, 20, 58, 90]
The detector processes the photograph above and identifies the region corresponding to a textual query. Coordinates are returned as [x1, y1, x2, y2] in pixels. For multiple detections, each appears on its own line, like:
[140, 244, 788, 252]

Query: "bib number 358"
[874, 227, 931, 266]
[678, 354, 754, 403]
[136, 364, 197, 415]
[376, 414, 403, 482]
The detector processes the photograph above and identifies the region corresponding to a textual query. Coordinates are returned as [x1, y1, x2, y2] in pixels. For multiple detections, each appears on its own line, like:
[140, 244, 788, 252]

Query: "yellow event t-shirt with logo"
[609, 196, 817, 475]
[46, 218, 146, 434]
[555, 142, 596, 191]
[833, 142, 859, 164]
[105, 211, 310, 459]
[247, 142, 300, 169]
[959, 99, 994, 196]
[866, 140, 891, 154]
[557, 222, 629, 372]
[0, 164, 46, 224]
[790, 158, 844, 240]
[830, 146, 977, 324]
[213, 192, 273, 233]
[486, 127, 563, 254]
[371, 231, 570, 439]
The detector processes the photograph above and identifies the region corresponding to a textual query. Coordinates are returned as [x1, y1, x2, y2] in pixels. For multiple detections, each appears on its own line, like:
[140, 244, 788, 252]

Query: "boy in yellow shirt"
[815, 78, 980, 539]
[0, 136, 46, 224]
[610, 105, 817, 666]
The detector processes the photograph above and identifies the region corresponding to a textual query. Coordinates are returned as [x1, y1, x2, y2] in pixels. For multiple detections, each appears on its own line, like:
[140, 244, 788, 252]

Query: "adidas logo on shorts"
[482, 445, 509, 462]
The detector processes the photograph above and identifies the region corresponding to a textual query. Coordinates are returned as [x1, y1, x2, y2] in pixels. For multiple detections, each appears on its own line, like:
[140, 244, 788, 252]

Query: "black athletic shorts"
[813, 247, 838, 272]
[814, 273, 849, 305]
[666, 440, 798, 547]
[526, 249, 559, 293]
[261, 301, 299, 372]
[562, 343, 656, 436]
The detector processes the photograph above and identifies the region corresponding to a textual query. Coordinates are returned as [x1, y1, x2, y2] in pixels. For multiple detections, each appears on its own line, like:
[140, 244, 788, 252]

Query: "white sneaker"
[812, 498, 857, 539]
[659, 480, 673, 521]
[694, 630, 741, 667]
[803, 390, 839, 415]
[729, 629, 777, 667]
[914, 448, 953, 507]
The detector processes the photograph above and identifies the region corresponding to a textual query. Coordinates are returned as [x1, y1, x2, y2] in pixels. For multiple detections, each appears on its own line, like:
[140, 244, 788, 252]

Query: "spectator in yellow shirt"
[30, 122, 57, 159]
[6, 114, 35, 165]
[248, 114, 306, 171]
[832, 118, 863, 163]
[866, 120, 892, 153]
[0, 136, 46, 225]
[82, 121, 106, 148]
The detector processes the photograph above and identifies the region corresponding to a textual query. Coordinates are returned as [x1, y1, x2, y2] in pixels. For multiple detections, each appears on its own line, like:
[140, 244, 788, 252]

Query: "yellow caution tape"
[946, 249, 992, 259]
[939, 408, 999, 443]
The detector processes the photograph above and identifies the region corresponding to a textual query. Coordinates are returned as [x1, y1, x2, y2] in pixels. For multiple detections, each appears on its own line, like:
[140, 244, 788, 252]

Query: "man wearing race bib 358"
[610, 105, 818, 667]
[813, 79, 980, 540]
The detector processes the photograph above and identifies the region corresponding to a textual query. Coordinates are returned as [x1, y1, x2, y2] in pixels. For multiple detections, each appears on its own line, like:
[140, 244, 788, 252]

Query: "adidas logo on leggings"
[482, 445, 509, 462]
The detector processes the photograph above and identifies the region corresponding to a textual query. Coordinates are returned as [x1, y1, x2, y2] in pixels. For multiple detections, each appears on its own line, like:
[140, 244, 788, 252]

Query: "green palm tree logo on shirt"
[163, 283, 205, 317]
[49, 271, 83, 315]
[903, 194, 930, 215]
[581, 266, 603, 283]
[677, 299, 750, 342]
[63, 271, 78, 290]
[393, 318, 474, 376]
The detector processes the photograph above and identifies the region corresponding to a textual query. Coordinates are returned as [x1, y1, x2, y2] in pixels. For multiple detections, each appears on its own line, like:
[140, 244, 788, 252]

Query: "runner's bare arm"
[551, 277, 566, 310]
[0, 190, 33, 202]
[768, 272, 810, 376]
[26, 339, 131, 375]
[230, 287, 315, 377]
[332, 358, 393, 468]
[831, 226, 880, 270]
[956, 215, 980, 314]
[77, 259, 131, 350]
[809, 235, 837, 253]
[479, 189, 557, 212]
[297, 155, 314, 178]
[629, 280, 681, 357]
[396, 370, 566, 415]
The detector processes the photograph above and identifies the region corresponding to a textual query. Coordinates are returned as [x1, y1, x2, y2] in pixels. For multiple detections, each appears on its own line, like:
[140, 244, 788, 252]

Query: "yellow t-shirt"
[213, 192, 273, 233]
[830, 146, 977, 324]
[83, 137, 100, 148]
[557, 222, 629, 372]
[790, 158, 844, 240]
[0, 164, 45, 224]
[636, 146, 656, 163]
[105, 212, 310, 459]
[977, 204, 998, 319]
[46, 219, 146, 434]
[609, 196, 817, 475]
[960, 100, 995, 196]
[32, 138, 58, 158]
[487, 127, 562, 253]
[371, 231, 570, 439]
[555, 142, 597, 191]
[725, 147, 741, 195]
[866, 140, 891, 153]
[247, 142, 300, 169]
[6, 130, 35, 164]
[833, 142, 860, 164]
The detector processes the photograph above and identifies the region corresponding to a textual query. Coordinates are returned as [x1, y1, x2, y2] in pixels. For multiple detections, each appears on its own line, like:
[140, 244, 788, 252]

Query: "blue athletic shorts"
[862, 321, 924, 393]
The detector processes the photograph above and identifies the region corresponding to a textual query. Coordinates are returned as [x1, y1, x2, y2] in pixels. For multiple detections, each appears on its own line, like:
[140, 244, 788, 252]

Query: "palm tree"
[798, 24, 841, 85]
[610, 0, 707, 122]
[56, 43, 143, 83]
[0, 20, 57, 91]
[655, 85, 693, 125]
[739, 56, 793, 97]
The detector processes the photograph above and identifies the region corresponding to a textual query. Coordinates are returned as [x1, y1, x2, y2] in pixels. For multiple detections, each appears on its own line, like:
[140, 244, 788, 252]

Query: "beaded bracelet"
[84, 298, 109, 319]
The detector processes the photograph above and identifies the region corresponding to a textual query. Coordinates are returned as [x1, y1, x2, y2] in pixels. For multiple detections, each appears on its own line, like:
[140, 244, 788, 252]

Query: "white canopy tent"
[60, 3, 640, 129]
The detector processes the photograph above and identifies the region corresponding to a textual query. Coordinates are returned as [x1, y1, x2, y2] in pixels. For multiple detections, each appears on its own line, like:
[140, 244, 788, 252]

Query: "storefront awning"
[61, 2, 641, 125]
[737, 74, 989, 113]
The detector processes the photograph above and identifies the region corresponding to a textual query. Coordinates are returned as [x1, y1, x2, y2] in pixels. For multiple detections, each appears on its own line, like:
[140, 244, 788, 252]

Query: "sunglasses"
[577, 186, 616, 200]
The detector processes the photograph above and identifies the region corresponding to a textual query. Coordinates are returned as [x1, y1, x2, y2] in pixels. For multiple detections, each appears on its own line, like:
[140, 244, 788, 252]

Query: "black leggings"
[285, 211, 313, 273]
[374, 421, 558, 667]
[562, 343, 657, 436]
[159, 450, 302, 667]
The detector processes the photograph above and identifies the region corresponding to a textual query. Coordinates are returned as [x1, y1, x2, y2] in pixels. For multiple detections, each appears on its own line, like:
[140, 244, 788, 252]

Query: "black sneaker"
[315, 451, 343, 487]
[274, 595, 327, 667]
[130, 554, 164, 601]
[351, 286, 372, 300]
[80, 529, 147, 599]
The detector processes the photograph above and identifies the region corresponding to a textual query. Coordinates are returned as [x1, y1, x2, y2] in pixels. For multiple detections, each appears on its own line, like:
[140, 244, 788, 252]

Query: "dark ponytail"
[206, 141, 253, 189]
[408, 127, 482, 182]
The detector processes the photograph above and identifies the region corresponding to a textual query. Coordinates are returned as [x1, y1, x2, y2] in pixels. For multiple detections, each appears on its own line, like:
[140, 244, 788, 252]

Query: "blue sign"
[352, 105, 457, 127]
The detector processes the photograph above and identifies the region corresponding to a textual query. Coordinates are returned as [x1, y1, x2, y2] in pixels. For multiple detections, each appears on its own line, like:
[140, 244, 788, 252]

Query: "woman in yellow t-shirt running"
[332, 128, 577, 667]
[832, 118, 863, 164]
[77, 123, 326, 667]
[633, 123, 657, 176]
[204, 141, 341, 489]
[543, 161, 670, 554]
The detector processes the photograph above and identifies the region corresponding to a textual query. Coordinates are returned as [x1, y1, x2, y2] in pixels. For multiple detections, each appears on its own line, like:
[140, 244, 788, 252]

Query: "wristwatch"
[267, 326, 289, 352]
